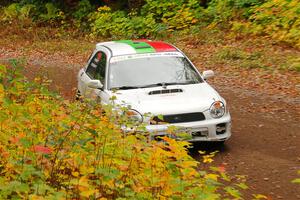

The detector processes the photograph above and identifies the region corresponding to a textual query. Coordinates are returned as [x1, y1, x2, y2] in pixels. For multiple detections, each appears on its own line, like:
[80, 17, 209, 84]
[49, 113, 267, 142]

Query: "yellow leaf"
[181, 160, 198, 168]
[80, 189, 96, 198]
[29, 194, 44, 200]
[0, 84, 4, 102]
[203, 156, 213, 163]
[205, 173, 219, 181]
[72, 171, 79, 177]
[78, 176, 90, 190]
[80, 165, 94, 174]
[253, 194, 268, 199]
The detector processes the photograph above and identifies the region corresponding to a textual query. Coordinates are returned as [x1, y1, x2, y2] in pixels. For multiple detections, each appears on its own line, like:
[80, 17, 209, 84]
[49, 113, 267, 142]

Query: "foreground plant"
[0, 61, 248, 199]
[292, 170, 300, 184]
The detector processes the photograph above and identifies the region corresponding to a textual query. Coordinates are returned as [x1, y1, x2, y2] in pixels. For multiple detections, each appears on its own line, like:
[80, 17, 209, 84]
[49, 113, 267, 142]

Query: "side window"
[86, 51, 107, 82]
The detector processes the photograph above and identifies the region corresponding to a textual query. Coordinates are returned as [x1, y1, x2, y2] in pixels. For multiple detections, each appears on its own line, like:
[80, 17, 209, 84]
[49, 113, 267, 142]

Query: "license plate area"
[151, 127, 208, 141]
[185, 128, 209, 137]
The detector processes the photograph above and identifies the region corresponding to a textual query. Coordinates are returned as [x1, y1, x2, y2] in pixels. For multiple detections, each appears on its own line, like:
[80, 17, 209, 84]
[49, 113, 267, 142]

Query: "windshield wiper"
[139, 82, 166, 88]
[111, 86, 141, 90]
[139, 81, 197, 88]
[164, 81, 197, 86]
[111, 81, 198, 90]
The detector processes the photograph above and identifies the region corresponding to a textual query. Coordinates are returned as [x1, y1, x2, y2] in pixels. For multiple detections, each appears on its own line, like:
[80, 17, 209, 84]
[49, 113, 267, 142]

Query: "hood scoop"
[148, 88, 183, 95]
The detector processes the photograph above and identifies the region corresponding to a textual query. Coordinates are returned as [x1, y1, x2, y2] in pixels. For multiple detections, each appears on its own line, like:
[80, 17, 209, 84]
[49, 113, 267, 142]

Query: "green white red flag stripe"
[117, 40, 177, 53]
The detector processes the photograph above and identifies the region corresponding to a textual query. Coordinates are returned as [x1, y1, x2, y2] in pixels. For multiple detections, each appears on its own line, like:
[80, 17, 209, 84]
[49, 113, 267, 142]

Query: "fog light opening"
[216, 123, 227, 135]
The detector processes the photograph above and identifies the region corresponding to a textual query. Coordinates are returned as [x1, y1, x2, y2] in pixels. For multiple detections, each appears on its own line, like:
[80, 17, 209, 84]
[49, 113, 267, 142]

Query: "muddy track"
[192, 86, 300, 199]
[1, 55, 300, 199]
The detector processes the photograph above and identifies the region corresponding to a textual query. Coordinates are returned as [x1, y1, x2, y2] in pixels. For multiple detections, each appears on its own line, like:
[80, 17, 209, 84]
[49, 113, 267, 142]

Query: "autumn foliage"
[1, 0, 299, 47]
[0, 61, 251, 199]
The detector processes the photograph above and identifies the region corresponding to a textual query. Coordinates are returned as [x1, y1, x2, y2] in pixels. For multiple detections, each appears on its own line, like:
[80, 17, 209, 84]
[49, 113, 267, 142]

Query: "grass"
[283, 57, 300, 72]
[213, 47, 267, 69]
[29, 40, 94, 54]
[213, 45, 300, 71]
[0, 23, 299, 72]
[0, 22, 95, 54]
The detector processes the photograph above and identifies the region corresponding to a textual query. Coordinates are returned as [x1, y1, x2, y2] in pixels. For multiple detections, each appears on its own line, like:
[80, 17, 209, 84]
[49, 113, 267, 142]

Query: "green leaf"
[86, 128, 97, 136]
[157, 114, 164, 121]
[224, 186, 241, 199]
[20, 137, 31, 148]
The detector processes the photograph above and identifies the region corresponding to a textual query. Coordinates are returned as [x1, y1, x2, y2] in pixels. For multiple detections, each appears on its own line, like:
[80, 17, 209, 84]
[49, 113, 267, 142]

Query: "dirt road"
[1, 41, 300, 199]
[193, 85, 300, 199]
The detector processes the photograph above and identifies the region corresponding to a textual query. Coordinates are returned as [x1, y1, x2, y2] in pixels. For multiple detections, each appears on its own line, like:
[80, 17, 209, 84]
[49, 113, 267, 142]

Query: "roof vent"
[148, 89, 183, 95]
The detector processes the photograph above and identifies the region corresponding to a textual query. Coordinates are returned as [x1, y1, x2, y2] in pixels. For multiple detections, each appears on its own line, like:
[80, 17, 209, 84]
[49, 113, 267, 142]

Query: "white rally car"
[77, 40, 231, 143]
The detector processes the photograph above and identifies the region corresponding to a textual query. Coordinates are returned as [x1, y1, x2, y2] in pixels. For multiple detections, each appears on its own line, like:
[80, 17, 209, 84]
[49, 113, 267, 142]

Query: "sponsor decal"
[110, 52, 184, 63]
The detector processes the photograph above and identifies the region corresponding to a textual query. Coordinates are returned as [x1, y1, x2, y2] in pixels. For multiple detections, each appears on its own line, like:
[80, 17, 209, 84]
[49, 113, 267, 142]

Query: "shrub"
[141, 0, 205, 30]
[249, 0, 300, 47]
[39, 3, 65, 23]
[206, 0, 265, 26]
[89, 6, 164, 38]
[1, 0, 299, 48]
[73, 0, 95, 31]
[231, 0, 300, 47]
[0, 2, 64, 25]
[0, 61, 250, 199]
[1, 3, 36, 21]
[73, 0, 94, 22]
[88, 0, 206, 38]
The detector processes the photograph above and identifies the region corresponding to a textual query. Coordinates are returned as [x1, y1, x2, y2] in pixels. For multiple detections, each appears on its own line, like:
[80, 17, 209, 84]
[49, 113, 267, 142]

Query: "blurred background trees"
[0, 0, 299, 48]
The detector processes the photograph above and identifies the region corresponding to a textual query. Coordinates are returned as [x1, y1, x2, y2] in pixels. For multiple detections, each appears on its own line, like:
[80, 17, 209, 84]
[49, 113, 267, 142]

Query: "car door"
[78, 50, 108, 100]
[78, 50, 94, 95]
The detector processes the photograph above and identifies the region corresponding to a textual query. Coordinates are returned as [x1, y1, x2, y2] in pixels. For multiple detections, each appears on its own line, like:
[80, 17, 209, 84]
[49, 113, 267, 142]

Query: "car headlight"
[209, 101, 225, 118]
[125, 109, 143, 123]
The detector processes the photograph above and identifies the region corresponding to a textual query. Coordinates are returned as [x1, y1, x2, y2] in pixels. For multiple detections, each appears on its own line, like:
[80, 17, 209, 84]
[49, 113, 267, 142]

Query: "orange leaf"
[32, 145, 52, 154]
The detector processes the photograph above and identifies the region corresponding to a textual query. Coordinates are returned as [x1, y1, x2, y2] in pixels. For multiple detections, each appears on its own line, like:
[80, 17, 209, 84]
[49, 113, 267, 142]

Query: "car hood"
[109, 83, 222, 115]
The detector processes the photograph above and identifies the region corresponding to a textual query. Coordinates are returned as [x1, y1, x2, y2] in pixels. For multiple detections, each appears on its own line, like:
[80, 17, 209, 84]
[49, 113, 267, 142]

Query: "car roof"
[96, 40, 179, 56]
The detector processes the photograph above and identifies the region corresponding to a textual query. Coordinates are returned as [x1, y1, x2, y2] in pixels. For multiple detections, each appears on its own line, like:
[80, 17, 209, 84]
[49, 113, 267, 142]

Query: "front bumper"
[145, 114, 231, 142]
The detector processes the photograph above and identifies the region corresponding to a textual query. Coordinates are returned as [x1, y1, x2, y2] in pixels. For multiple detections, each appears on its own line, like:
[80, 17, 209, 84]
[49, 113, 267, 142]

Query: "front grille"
[151, 112, 205, 124]
[148, 89, 183, 95]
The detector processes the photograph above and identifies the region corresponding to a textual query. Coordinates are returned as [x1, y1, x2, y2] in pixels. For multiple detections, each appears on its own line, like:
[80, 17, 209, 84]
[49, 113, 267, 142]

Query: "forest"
[1, 0, 300, 50]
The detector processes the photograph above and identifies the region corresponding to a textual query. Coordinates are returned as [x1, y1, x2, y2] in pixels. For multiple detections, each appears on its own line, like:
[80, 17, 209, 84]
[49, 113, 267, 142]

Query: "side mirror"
[202, 70, 214, 80]
[87, 80, 103, 89]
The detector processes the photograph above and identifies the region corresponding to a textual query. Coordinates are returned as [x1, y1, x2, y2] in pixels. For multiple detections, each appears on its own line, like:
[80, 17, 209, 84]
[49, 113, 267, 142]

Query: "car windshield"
[109, 54, 203, 90]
